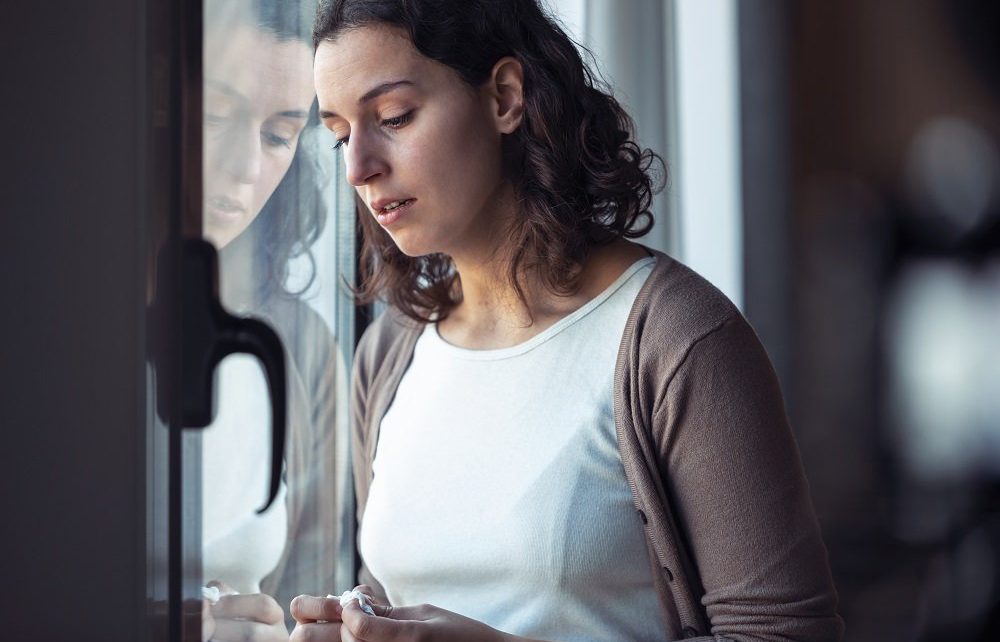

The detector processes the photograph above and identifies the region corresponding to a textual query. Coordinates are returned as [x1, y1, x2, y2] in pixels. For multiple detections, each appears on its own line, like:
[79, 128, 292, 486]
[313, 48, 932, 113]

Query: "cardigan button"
[663, 566, 674, 581]
[682, 626, 699, 638]
[638, 509, 648, 525]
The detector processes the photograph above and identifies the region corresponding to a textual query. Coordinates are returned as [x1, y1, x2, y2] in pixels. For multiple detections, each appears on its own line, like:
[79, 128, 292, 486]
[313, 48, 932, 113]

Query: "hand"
[289, 585, 511, 642]
[203, 580, 289, 642]
[288, 591, 346, 641]
[341, 601, 512, 642]
[289, 584, 380, 641]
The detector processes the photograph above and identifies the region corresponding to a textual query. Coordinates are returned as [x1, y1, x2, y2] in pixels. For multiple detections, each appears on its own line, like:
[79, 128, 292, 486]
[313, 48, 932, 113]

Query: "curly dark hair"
[248, 121, 326, 303]
[313, 0, 663, 323]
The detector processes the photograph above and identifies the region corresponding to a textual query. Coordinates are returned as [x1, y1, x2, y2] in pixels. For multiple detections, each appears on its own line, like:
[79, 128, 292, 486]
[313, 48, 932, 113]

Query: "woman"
[292, 0, 845, 640]
[199, 1, 345, 640]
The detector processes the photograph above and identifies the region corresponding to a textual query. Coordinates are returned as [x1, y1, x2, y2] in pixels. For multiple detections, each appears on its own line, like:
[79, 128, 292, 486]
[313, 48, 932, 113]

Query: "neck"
[445, 184, 545, 330]
[217, 232, 259, 313]
[441, 233, 650, 349]
[450, 248, 534, 329]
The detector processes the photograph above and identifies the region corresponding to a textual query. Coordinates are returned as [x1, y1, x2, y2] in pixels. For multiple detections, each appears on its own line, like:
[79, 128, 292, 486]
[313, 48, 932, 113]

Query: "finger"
[211, 617, 286, 642]
[342, 601, 421, 640]
[212, 593, 284, 624]
[363, 602, 425, 621]
[289, 621, 342, 642]
[202, 600, 216, 641]
[352, 585, 379, 604]
[341, 623, 360, 642]
[290, 594, 343, 624]
[206, 579, 239, 596]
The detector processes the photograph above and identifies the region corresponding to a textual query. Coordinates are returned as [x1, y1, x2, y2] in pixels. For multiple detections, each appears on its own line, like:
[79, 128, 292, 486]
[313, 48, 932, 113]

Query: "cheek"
[410, 109, 502, 205]
[203, 136, 225, 175]
[253, 152, 296, 209]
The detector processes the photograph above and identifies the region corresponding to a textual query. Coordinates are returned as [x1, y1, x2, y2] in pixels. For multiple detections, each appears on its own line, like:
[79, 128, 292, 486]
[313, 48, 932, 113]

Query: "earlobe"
[489, 56, 525, 134]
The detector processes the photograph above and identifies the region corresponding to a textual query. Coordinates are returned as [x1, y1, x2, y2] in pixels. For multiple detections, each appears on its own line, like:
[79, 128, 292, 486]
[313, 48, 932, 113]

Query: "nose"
[344, 131, 388, 187]
[220, 122, 262, 185]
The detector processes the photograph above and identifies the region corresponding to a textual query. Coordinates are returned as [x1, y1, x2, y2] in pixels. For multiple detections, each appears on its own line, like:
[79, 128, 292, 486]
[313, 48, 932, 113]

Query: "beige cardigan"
[350, 248, 845, 641]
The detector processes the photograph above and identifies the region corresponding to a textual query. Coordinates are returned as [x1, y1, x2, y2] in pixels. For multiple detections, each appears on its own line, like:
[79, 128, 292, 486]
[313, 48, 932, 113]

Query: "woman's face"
[203, 26, 315, 249]
[314, 24, 510, 259]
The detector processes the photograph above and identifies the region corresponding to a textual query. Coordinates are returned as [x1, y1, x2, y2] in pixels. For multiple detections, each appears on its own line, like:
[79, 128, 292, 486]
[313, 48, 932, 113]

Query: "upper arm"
[655, 317, 844, 641]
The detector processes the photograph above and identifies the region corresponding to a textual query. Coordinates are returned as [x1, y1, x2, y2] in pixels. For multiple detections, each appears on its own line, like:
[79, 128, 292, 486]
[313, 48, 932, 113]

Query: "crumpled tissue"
[201, 586, 239, 604]
[329, 589, 376, 615]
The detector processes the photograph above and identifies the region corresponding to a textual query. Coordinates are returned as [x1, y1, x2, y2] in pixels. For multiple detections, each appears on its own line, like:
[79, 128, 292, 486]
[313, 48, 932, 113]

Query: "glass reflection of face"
[203, 23, 315, 249]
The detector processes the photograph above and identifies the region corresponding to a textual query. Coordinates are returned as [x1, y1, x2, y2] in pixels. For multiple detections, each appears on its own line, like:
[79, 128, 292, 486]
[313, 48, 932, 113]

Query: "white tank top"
[361, 257, 668, 641]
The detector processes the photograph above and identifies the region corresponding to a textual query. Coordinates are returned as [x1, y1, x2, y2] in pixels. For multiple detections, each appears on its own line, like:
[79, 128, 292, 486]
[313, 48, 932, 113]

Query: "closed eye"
[331, 110, 415, 151]
[262, 131, 292, 149]
[381, 110, 413, 129]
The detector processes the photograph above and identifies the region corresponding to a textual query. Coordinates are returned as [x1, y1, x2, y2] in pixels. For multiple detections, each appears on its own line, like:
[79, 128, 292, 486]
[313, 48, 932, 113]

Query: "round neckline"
[426, 256, 656, 361]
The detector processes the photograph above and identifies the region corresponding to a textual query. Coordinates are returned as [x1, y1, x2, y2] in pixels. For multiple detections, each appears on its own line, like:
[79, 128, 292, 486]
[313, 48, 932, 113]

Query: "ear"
[484, 56, 524, 134]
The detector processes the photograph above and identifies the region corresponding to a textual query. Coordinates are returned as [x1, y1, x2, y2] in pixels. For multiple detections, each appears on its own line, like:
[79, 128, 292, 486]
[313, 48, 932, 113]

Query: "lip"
[370, 196, 416, 212]
[205, 195, 247, 224]
[371, 197, 416, 227]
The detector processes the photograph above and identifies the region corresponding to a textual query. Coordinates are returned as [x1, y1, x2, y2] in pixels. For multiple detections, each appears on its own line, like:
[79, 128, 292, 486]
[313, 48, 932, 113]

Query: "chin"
[385, 231, 440, 259]
[203, 227, 229, 249]
[392, 242, 434, 259]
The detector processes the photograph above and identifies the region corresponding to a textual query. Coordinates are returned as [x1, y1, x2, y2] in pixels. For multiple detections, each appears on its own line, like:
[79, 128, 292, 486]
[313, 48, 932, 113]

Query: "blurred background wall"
[789, 0, 1000, 639]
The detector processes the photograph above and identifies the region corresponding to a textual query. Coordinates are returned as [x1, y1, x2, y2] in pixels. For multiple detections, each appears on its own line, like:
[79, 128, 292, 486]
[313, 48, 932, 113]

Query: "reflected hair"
[313, 0, 663, 323]
[249, 115, 327, 302]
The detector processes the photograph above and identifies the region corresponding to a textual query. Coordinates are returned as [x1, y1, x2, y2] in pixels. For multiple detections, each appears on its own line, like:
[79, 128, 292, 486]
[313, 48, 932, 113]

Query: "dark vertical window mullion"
[169, 0, 204, 639]
[351, 197, 371, 585]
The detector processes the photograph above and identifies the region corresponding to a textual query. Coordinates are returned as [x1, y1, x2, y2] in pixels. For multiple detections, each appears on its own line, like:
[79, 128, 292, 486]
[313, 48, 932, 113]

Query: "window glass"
[191, 0, 355, 636]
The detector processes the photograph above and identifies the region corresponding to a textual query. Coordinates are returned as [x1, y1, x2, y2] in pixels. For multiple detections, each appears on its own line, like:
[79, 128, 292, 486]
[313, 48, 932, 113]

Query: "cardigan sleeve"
[263, 341, 341, 613]
[350, 315, 392, 605]
[258, 302, 341, 618]
[653, 315, 844, 642]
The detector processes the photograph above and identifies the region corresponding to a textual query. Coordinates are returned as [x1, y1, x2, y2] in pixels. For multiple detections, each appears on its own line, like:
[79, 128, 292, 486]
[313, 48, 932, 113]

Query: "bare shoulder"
[580, 239, 654, 297]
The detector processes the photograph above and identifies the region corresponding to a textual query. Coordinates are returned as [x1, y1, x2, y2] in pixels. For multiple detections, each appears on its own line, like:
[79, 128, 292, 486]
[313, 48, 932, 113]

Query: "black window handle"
[178, 238, 287, 514]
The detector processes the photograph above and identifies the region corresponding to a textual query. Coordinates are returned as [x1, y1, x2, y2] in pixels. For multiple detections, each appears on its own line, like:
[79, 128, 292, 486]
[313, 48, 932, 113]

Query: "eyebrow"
[319, 80, 415, 120]
[275, 110, 309, 119]
[205, 79, 309, 119]
[206, 79, 245, 101]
